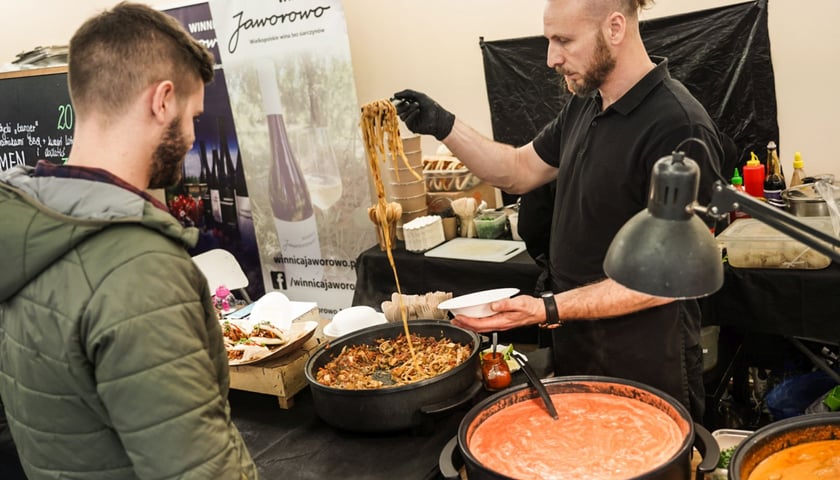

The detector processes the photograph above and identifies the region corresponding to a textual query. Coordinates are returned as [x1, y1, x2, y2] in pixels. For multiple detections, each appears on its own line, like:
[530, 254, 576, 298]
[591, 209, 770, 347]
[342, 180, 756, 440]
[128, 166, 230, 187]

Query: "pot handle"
[420, 380, 482, 414]
[692, 422, 720, 476]
[438, 435, 462, 480]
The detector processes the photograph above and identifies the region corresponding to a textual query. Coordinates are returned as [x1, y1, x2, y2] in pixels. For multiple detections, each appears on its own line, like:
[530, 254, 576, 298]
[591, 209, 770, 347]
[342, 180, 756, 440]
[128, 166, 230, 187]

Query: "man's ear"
[150, 80, 176, 124]
[606, 12, 626, 45]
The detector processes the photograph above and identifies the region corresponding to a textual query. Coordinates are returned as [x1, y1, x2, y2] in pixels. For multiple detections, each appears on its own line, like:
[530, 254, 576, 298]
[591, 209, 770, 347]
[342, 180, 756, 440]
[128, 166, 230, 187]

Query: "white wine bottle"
[259, 62, 323, 284]
[218, 117, 239, 239]
[198, 140, 213, 229]
[234, 149, 257, 253]
[209, 148, 222, 224]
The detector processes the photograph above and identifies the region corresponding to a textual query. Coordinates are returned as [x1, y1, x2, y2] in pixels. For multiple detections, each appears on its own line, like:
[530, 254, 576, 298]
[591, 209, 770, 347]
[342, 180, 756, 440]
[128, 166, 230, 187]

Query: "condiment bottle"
[789, 151, 806, 187]
[742, 152, 765, 199]
[481, 352, 511, 390]
[763, 141, 786, 208]
[729, 168, 750, 222]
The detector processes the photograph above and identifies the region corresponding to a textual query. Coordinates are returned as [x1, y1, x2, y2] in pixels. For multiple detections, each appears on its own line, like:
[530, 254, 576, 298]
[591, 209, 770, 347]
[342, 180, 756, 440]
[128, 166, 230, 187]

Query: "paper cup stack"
[387, 135, 428, 240]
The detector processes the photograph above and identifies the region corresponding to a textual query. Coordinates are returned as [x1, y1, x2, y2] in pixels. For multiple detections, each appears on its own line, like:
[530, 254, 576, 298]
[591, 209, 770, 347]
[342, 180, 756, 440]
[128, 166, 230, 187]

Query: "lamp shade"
[603, 152, 724, 299]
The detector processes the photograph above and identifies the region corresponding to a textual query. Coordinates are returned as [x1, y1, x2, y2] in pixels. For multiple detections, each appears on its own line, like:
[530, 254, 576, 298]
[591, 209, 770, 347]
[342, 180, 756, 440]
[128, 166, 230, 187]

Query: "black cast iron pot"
[440, 376, 719, 480]
[729, 412, 840, 479]
[304, 320, 481, 432]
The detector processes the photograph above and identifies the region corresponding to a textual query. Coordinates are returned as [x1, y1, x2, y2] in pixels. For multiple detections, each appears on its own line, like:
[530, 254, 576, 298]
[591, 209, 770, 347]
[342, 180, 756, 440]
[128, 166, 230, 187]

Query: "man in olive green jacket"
[0, 3, 257, 479]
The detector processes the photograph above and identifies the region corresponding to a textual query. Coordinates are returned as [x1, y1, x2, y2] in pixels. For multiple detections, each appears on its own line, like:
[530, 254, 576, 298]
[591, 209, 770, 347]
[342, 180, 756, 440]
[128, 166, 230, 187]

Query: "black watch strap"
[539, 291, 561, 329]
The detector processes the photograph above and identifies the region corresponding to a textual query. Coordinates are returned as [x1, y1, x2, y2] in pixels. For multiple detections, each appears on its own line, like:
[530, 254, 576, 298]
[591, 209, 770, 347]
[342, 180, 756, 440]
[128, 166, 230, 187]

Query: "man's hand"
[392, 89, 455, 141]
[450, 295, 543, 333]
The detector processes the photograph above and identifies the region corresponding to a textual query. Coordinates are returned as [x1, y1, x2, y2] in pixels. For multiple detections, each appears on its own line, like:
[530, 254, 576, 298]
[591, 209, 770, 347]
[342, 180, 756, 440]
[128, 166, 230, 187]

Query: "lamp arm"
[703, 180, 840, 264]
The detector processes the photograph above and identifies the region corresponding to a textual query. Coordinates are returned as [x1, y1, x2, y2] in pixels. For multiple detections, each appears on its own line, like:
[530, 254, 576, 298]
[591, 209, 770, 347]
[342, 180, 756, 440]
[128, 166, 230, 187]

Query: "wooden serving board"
[228, 304, 324, 409]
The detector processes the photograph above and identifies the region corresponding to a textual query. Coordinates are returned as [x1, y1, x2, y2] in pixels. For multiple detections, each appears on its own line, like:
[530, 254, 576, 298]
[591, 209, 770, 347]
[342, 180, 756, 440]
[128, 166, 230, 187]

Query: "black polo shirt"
[533, 58, 723, 290]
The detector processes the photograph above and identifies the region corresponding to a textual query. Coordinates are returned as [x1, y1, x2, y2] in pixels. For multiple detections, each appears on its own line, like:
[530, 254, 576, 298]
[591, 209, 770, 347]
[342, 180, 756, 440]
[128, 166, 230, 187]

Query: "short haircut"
[68, 1, 214, 119]
[585, 0, 655, 21]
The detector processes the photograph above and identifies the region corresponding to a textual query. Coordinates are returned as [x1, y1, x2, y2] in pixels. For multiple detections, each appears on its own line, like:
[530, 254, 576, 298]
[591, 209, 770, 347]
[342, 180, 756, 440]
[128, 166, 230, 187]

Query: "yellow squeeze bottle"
[790, 151, 806, 187]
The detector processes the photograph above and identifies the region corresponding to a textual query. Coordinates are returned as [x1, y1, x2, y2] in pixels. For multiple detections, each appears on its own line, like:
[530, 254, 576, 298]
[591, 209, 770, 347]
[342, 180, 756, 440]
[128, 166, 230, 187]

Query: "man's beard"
[559, 32, 616, 98]
[149, 117, 190, 189]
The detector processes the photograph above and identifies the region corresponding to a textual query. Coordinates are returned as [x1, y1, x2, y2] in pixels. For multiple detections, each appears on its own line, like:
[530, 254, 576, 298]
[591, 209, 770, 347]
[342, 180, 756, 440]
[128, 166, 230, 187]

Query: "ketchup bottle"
[742, 152, 765, 199]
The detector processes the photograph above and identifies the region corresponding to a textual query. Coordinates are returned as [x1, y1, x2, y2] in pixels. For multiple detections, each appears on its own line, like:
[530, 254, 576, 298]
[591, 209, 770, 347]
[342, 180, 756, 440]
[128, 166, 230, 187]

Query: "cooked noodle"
[316, 333, 472, 389]
[359, 99, 425, 373]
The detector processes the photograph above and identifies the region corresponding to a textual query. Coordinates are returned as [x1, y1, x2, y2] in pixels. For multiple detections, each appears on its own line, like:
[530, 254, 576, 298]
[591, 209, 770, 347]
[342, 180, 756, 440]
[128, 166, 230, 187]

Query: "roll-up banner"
[163, 0, 374, 317]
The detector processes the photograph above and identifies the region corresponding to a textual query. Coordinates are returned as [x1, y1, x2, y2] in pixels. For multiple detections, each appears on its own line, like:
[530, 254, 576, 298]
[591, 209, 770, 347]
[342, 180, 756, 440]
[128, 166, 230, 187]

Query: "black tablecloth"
[230, 348, 554, 479]
[701, 262, 840, 343]
[352, 243, 543, 307]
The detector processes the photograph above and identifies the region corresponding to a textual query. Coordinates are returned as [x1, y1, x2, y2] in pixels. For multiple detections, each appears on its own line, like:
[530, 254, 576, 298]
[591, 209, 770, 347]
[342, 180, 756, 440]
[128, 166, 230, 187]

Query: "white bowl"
[325, 307, 387, 339]
[437, 288, 519, 318]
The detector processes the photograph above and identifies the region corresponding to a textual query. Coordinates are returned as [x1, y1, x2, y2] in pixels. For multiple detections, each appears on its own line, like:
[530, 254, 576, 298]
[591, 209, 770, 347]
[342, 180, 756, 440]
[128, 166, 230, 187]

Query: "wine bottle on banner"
[234, 149, 256, 252]
[258, 62, 324, 284]
[198, 141, 213, 229]
[218, 117, 239, 239]
[210, 148, 223, 224]
[303, 90, 343, 211]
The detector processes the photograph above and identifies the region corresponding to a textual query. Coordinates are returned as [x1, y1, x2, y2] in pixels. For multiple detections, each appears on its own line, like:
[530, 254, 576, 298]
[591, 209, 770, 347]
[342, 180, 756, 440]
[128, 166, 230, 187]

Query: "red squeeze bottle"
[742, 152, 765, 199]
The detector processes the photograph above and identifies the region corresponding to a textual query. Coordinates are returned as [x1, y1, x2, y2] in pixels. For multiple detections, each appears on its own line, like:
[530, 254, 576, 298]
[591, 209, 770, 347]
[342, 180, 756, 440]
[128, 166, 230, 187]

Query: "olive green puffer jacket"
[0, 165, 257, 479]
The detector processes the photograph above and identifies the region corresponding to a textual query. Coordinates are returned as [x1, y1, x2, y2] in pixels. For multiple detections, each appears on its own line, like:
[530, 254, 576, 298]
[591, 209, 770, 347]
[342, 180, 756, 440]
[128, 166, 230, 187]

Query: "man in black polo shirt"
[393, 0, 723, 420]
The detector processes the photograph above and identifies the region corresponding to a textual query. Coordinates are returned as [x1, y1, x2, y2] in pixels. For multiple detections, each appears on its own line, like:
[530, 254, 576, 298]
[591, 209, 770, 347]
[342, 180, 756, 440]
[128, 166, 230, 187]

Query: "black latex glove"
[392, 89, 455, 141]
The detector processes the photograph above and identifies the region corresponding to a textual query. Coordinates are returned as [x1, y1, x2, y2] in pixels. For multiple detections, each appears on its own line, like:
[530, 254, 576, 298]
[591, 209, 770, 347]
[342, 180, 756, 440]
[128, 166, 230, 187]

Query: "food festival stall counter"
[229, 347, 554, 479]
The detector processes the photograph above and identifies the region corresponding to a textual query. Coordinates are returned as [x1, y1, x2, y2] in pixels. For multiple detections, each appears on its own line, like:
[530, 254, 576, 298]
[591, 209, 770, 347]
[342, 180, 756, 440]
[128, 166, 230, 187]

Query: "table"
[701, 262, 840, 343]
[352, 242, 545, 346]
[230, 348, 554, 479]
[352, 243, 543, 307]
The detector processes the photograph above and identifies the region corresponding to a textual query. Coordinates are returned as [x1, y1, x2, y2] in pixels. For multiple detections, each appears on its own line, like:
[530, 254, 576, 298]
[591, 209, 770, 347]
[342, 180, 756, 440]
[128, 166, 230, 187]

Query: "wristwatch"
[539, 291, 562, 329]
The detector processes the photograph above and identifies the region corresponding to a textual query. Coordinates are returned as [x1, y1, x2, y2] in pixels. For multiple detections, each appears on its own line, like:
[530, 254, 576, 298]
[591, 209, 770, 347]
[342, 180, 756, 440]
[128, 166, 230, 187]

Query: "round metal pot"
[782, 183, 839, 217]
[304, 320, 481, 432]
[440, 376, 719, 480]
[729, 412, 840, 479]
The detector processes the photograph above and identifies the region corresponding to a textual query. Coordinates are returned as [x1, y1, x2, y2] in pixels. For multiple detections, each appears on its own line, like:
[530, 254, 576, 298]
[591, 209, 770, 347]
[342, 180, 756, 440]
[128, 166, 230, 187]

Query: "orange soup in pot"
[468, 392, 685, 479]
[747, 439, 840, 480]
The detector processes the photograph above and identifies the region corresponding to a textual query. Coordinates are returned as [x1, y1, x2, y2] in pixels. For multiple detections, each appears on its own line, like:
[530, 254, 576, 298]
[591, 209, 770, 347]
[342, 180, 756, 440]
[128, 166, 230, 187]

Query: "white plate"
[437, 288, 519, 318]
[323, 313, 387, 339]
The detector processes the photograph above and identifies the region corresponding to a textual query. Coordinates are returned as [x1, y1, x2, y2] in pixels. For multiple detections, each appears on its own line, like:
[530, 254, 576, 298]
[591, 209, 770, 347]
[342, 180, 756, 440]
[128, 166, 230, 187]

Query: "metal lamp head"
[603, 151, 724, 299]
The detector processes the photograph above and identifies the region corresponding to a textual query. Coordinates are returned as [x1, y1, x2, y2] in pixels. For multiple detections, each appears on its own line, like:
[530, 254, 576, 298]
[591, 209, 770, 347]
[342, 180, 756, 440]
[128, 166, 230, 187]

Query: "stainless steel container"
[782, 181, 839, 217]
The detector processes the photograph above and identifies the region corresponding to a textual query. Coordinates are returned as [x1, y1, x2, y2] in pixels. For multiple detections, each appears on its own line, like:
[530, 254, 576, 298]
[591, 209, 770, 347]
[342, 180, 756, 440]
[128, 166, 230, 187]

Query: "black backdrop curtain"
[480, 0, 777, 180]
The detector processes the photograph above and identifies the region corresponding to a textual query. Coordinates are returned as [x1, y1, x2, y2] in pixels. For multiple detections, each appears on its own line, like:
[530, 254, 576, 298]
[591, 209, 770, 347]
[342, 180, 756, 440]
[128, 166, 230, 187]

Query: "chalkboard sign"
[0, 66, 73, 172]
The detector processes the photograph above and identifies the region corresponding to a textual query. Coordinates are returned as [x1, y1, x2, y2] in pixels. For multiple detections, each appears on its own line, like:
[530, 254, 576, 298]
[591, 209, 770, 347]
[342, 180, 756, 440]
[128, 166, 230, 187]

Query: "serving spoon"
[512, 352, 558, 420]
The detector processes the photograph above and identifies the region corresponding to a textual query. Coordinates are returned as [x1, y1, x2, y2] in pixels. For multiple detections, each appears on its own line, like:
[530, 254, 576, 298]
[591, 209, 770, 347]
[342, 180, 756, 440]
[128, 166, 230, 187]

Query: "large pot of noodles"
[729, 412, 840, 480]
[304, 320, 481, 432]
[440, 376, 719, 480]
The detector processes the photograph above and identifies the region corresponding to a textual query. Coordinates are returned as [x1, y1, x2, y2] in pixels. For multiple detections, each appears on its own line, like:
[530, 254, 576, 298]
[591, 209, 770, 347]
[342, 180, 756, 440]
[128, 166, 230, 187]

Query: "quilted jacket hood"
[0, 165, 198, 302]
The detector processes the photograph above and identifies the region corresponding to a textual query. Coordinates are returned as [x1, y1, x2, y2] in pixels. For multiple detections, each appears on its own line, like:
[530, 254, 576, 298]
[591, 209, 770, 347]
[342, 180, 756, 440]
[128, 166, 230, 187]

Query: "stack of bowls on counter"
[387, 135, 428, 240]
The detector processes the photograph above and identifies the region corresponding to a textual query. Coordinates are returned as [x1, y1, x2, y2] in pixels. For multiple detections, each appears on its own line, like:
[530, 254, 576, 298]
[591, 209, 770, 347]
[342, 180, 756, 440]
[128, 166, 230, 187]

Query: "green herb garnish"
[717, 445, 737, 469]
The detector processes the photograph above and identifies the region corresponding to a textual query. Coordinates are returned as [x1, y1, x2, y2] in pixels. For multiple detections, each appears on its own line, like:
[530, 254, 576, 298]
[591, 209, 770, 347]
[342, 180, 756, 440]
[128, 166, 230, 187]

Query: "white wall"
[3, 0, 837, 180]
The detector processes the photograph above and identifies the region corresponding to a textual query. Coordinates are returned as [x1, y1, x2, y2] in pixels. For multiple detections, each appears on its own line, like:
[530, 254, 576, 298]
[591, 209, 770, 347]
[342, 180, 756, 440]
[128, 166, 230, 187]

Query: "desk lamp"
[603, 140, 840, 299]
